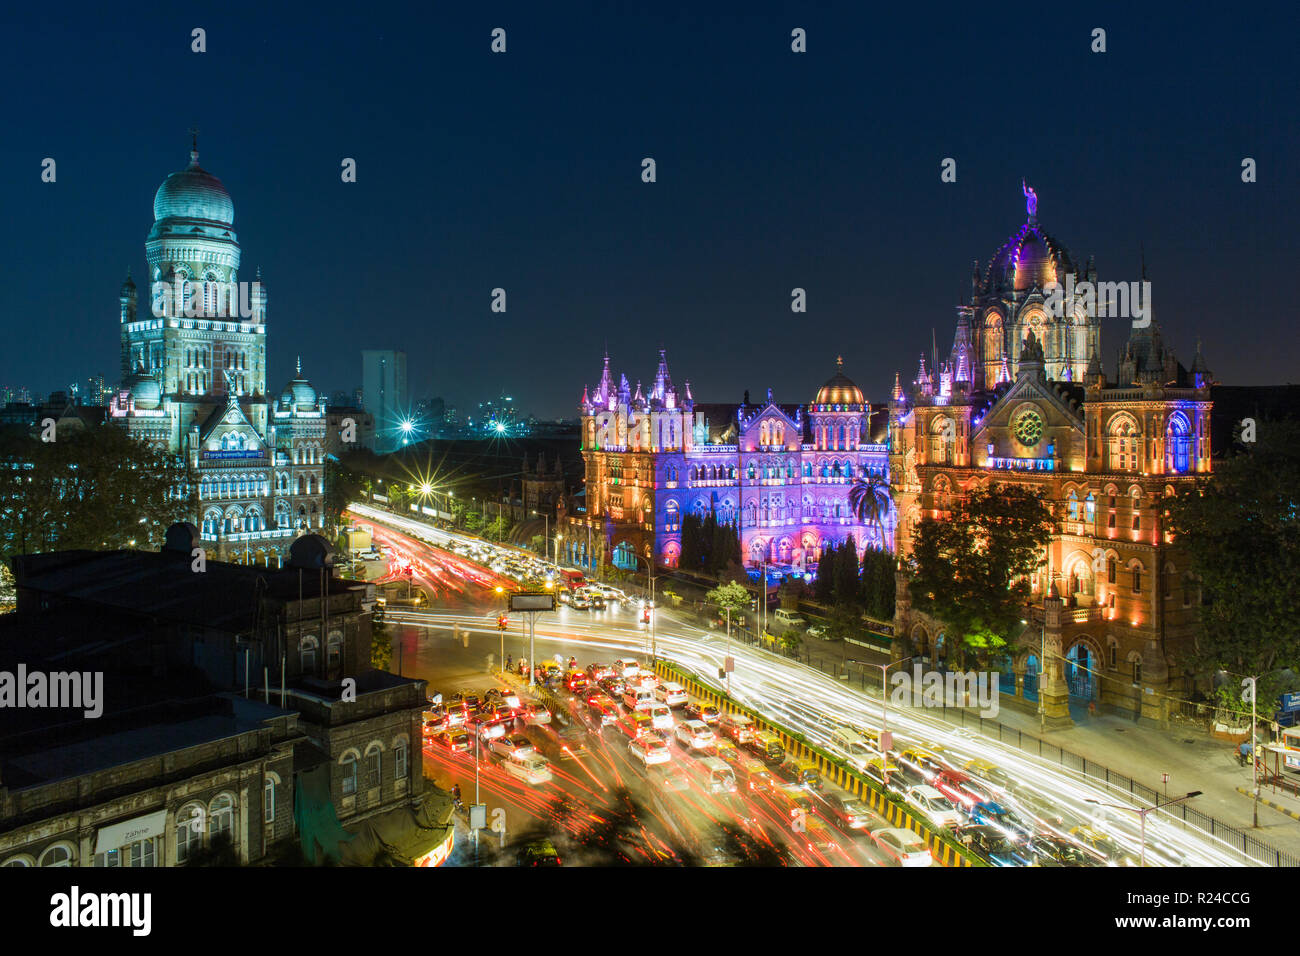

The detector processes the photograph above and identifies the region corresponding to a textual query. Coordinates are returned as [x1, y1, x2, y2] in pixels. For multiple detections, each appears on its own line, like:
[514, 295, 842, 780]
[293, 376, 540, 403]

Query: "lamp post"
[556, 532, 564, 570]
[1086, 792, 1202, 867]
[495, 585, 506, 666]
[1021, 612, 1047, 735]
[849, 656, 913, 785]
[1227, 671, 1263, 828]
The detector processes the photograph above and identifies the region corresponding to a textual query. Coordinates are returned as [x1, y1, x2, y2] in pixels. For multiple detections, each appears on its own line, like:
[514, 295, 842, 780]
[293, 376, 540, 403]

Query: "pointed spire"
[581, 384, 590, 407]
[296, 355, 302, 376]
[891, 372, 904, 402]
[997, 353, 1011, 384]
[836, 355, 843, 369]
[684, 380, 693, 402]
[188, 126, 200, 167]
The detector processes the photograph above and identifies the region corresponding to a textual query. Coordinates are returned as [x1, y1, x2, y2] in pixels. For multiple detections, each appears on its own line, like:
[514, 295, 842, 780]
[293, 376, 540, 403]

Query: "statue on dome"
[1023, 179, 1038, 219]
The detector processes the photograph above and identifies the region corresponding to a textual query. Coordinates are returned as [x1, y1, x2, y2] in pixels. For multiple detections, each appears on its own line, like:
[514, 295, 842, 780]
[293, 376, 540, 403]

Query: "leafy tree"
[848, 472, 892, 550]
[833, 536, 859, 606]
[1167, 418, 1300, 684]
[826, 602, 863, 641]
[464, 511, 484, 533]
[485, 514, 509, 541]
[679, 512, 703, 572]
[0, 424, 193, 561]
[859, 546, 897, 621]
[908, 483, 1053, 666]
[710, 515, 741, 578]
[707, 580, 750, 626]
[775, 629, 802, 654]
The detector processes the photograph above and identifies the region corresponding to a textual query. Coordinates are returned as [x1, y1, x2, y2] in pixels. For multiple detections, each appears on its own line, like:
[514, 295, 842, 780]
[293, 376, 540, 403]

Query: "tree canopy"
[0, 424, 193, 562]
[1167, 418, 1300, 686]
[907, 482, 1053, 664]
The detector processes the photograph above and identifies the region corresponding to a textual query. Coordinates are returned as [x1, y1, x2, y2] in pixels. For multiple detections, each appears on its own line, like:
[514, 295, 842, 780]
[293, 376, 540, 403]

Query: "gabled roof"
[198, 395, 266, 448]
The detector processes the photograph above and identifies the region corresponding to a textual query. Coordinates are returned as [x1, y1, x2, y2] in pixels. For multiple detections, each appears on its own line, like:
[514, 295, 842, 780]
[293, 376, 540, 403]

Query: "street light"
[495, 585, 506, 666]
[1085, 792, 1202, 867]
[848, 656, 913, 785]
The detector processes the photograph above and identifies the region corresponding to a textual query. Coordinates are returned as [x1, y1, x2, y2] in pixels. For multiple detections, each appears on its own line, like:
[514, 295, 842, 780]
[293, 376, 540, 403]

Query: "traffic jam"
[423, 655, 936, 867]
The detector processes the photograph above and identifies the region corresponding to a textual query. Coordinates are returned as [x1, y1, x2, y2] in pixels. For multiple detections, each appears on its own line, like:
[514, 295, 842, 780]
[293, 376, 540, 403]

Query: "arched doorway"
[1065, 640, 1098, 709]
[1023, 653, 1040, 702]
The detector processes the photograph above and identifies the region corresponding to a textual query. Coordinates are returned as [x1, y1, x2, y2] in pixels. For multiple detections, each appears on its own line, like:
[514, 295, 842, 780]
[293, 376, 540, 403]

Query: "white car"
[675, 720, 715, 750]
[489, 733, 536, 759]
[871, 827, 934, 867]
[646, 704, 674, 730]
[905, 785, 962, 829]
[654, 681, 689, 707]
[613, 659, 641, 678]
[504, 752, 553, 785]
[630, 736, 671, 767]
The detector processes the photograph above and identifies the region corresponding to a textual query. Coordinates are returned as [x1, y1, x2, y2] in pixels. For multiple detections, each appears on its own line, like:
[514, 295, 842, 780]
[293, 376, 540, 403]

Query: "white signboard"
[95, 809, 167, 854]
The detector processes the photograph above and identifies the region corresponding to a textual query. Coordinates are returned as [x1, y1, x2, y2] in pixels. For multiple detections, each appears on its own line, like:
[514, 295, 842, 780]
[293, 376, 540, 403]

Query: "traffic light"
[497, 614, 509, 630]
[642, 607, 651, 623]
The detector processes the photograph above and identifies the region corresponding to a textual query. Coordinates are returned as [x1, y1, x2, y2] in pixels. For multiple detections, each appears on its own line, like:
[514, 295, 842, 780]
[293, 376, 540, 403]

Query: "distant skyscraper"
[362, 350, 408, 452]
[84, 374, 107, 406]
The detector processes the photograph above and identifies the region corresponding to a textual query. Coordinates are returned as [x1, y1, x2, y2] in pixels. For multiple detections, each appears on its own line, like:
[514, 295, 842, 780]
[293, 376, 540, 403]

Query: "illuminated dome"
[127, 373, 162, 410]
[277, 360, 319, 411]
[984, 221, 1074, 295]
[814, 358, 865, 406]
[153, 148, 234, 225]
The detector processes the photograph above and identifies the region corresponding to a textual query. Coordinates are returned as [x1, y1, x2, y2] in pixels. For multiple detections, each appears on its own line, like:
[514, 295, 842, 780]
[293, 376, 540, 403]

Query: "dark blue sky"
[2, 2, 1295, 418]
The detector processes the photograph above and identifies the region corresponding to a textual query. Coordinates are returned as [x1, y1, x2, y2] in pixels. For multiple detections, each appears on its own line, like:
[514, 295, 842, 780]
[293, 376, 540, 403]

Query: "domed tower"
[965, 183, 1099, 388]
[809, 357, 867, 453]
[123, 136, 269, 451]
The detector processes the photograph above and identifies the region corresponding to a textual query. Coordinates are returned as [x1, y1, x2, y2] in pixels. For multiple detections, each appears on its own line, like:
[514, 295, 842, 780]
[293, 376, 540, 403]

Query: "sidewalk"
[787, 629, 1300, 861]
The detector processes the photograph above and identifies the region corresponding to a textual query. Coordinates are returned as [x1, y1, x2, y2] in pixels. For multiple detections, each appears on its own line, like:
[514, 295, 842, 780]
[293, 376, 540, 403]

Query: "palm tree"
[848, 473, 892, 550]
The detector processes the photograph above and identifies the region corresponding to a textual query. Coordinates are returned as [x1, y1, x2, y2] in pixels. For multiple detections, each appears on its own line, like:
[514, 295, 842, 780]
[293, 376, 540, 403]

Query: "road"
[351, 503, 1256, 868]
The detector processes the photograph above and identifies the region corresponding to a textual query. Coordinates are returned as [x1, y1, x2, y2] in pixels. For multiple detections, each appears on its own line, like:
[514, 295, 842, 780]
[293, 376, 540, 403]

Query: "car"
[476, 702, 513, 723]
[564, 671, 590, 694]
[489, 733, 535, 758]
[815, 789, 878, 830]
[587, 698, 619, 727]
[904, 785, 963, 829]
[932, 769, 981, 810]
[1028, 835, 1107, 867]
[769, 783, 819, 822]
[1068, 826, 1139, 867]
[870, 827, 933, 867]
[516, 837, 563, 866]
[591, 595, 607, 610]
[805, 624, 828, 639]
[598, 676, 627, 698]
[630, 735, 672, 766]
[586, 663, 614, 681]
[504, 752, 553, 785]
[962, 757, 1015, 794]
[778, 756, 823, 791]
[571, 595, 592, 610]
[462, 693, 481, 711]
[491, 687, 521, 709]
[802, 818, 841, 855]
[646, 703, 674, 730]
[431, 730, 471, 753]
[862, 757, 903, 792]
[617, 711, 655, 739]
[748, 730, 786, 764]
[654, 681, 689, 707]
[675, 720, 716, 750]
[445, 706, 468, 728]
[422, 713, 446, 736]
[683, 701, 720, 725]
[895, 747, 947, 783]
[557, 590, 572, 605]
[521, 702, 551, 726]
[718, 712, 756, 744]
[968, 801, 1035, 841]
[613, 659, 641, 678]
[956, 824, 1035, 866]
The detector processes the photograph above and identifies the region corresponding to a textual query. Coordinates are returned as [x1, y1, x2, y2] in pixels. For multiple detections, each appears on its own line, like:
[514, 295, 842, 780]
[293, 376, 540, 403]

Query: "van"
[617, 711, 654, 739]
[623, 686, 655, 711]
[748, 730, 785, 764]
[698, 756, 737, 794]
[718, 711, 755, 744]
[773, 608, 806, 628]
[505, 751, 553, 785]
[830, 727, 877, 769]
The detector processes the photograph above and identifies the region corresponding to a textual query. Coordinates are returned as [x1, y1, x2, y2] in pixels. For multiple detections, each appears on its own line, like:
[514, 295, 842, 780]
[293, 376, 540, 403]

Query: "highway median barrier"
[654, 659, 981, 867]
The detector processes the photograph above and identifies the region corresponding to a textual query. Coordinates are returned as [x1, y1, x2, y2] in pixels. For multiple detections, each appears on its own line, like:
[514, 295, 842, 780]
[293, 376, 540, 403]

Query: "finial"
[188, 126, 200, 166]
[836, 355, 843, 368]
[296, 355, 302, 376]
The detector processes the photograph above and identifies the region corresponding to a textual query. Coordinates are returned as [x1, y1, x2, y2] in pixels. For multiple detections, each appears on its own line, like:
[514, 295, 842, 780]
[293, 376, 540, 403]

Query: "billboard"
[509, 592, 557, 612]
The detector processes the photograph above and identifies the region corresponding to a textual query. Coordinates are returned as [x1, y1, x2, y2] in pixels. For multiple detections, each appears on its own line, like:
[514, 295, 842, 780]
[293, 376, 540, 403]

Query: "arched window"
[1067, 490, 1079, 520]
[38, 843, 74, 867]
[803, 462, 812, 478]
[1109, 416, 1140, 472]
[327, 631, 344, 672]
[746, 462, 756, 480]
[264, 776, 276, 824]
[1166, 413, 1191, 473]
[1084, 493, 1096, 522]
[341, 752, 358, 796]
[176, 803, 205, 863]
[1131, 562, 1143, 594]
[208, 793, 234, 841]
[300, 635, 318, 672]
[364, 742, 383, 790]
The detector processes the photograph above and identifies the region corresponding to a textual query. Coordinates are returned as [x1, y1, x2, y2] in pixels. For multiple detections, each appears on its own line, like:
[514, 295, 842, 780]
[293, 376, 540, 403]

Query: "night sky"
[2, 2, 1295, 418]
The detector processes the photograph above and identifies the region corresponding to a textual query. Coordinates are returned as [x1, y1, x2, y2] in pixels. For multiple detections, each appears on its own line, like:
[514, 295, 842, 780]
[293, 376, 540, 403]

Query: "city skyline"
[2, 5, 1295, 418]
